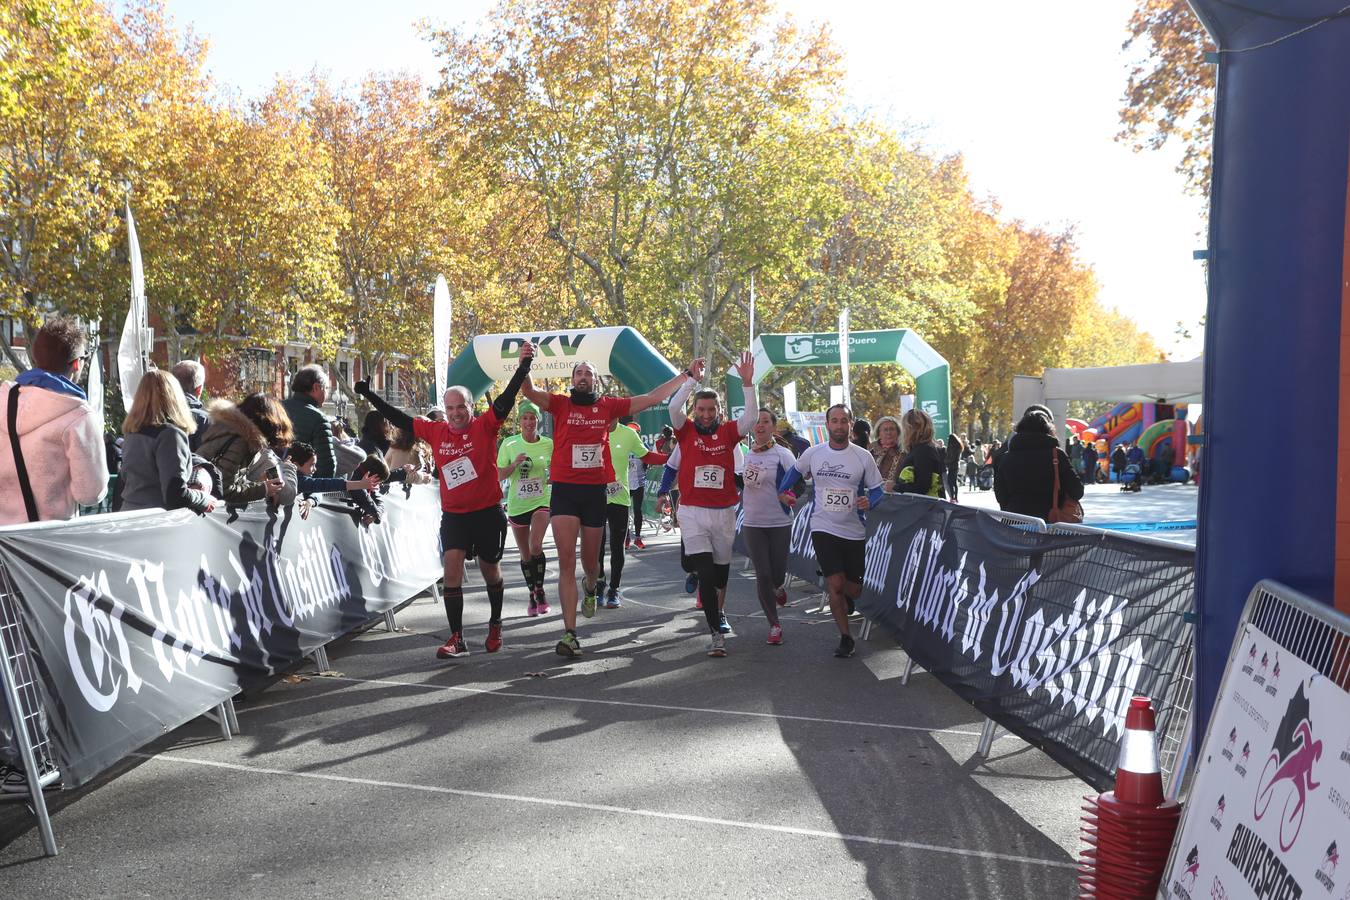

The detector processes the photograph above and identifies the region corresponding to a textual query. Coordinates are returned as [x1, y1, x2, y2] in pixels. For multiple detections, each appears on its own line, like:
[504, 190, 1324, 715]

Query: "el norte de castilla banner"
[739, 492, 1195, 789]
[0, 486, 444, 786]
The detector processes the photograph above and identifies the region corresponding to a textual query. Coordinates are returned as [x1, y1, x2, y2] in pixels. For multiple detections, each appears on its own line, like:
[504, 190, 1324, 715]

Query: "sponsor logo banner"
[0, 486, 443, 786]
[737, 491, 1195, 789]
[1166, 622, 1350, 900]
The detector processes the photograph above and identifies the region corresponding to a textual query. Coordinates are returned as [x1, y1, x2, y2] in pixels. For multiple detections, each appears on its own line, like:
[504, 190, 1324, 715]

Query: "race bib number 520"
[573, 444, 602, 469]
[823, 487, 854, 511]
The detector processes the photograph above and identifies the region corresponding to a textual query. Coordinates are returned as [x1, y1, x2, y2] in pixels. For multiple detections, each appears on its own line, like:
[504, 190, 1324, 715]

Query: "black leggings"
[686, 550, 730, 632]
[631, 487, 645, 538]
[596, 502, 630, 589]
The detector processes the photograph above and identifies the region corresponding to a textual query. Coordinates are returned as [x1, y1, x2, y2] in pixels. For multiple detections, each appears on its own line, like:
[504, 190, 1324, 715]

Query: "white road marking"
[133, 753, 1075, 870]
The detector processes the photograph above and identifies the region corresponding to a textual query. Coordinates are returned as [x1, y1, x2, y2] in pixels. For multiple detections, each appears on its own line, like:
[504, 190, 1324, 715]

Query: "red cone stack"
[1077, 697, 1183, 898]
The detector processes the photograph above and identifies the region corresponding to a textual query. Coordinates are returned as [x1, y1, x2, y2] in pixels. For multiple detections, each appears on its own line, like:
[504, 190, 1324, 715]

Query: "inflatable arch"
[442, 326, 680, 440]
[724, 329, 953, 436]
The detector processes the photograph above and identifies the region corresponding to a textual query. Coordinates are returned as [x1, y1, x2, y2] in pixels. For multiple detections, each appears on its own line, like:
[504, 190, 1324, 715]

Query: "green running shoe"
[581, 588, 597, 619]
[555, 632, 582, 658]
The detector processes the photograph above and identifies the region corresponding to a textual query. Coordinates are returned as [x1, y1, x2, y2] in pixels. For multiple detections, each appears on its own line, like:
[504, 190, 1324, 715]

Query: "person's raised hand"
[359, 471, 382, 491]
[733, 350, 754, 385]
[519, 341, 536, 362]
[354, 378, 373, 398]
[687, 358, 706, 381]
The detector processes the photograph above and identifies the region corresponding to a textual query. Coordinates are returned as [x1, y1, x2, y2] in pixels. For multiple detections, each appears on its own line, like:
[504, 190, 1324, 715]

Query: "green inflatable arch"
[442, 325, 680, 440]
[725, 329, 952, 436]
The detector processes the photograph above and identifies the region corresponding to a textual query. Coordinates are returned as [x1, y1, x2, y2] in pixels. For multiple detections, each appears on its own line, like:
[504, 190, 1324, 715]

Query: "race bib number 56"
[694, 465, 725, 490]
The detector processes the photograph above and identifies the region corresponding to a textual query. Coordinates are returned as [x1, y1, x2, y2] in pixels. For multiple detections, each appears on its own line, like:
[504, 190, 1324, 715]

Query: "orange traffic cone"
[1077, 697, 1182, 899]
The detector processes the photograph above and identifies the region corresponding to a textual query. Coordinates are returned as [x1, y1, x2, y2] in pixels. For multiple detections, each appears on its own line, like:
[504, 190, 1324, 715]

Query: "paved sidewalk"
[1, 532, 1087, 898]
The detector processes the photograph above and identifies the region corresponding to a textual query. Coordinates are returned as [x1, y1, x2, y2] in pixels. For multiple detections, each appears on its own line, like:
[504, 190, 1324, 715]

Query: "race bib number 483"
[573, 444, 602, 469]
[516, 477, 544, 499]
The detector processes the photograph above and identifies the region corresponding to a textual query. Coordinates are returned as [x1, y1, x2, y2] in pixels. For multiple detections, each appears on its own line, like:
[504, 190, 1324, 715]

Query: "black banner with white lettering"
[743, 492, 1195, 790]
[0, 486, 443, 786]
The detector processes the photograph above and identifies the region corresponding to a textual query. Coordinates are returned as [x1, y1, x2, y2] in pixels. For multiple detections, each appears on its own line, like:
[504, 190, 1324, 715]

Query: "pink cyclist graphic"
[1254, 681, 1323, 852]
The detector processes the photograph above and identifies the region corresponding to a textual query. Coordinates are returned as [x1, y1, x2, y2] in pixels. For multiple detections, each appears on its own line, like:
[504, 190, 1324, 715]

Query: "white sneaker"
[708, 633, 727, 657]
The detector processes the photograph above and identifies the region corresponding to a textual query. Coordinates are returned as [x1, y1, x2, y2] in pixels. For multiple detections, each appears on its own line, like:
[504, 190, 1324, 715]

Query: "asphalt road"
[0, 528, 1086, 898]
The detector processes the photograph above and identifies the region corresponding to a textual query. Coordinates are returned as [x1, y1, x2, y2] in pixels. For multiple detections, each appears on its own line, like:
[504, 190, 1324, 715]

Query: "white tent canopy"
[1013, 358, 1204, 434]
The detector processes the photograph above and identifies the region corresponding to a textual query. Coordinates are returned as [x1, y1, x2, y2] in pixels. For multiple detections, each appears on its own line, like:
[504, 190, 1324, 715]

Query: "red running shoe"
[774, 586, 788, 607]
[634, 537, 646, 549]
[624, 534, 632, 550]
[436, 632, 469, 659]
[485, 623, 503, 653]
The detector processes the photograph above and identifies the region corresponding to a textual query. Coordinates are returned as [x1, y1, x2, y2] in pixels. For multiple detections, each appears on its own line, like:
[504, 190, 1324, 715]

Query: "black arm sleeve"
[491, 356, 533, 421]
[357, 386, 415, 432]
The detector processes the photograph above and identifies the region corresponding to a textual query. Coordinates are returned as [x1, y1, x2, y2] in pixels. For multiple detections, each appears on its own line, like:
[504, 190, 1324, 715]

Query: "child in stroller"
[1119, 462, 1143, 492]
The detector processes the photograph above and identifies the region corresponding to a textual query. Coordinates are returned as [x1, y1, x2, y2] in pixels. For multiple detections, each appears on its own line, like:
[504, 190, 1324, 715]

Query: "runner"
[658, 441, 744, 618]
[520, 357, 697, 658]
[356, 342, 535, 659]
[741, 407, 798, 645]
[625, 422, 651, 550]
[777, 404, 884, 659]
[668, 352, 757, 657]
[497, 400, 552, 617]
[595, 419, 667, 607]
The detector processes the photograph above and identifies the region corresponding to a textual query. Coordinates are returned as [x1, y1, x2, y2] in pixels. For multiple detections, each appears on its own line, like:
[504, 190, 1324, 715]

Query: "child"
[287, 442, 385, 522]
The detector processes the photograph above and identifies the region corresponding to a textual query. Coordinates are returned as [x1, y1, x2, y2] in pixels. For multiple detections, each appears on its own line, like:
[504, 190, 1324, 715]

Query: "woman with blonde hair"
[117, 369, 216, 514]
[894, 408, 947, 499]
[870, 415, 904, 491]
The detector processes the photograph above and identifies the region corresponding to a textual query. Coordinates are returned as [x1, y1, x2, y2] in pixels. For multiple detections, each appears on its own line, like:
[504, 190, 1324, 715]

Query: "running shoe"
[555, 632, 582, 658]
[597, 579, 607, 600]
[766, 624, 783, 645]
[717, 614, 732, 634]
[604, 589, 621, 609]
[634, 537, 646, 550]
[624, 534, 632, 550]
[528, 597, 540, 618]
[834, 634, 856, 658]
[485, 622, 503, 653]
[684, 572, 698, 594]
[694, 596, 703, 610]
[582, 589, 597, 619]
[436, 632, 469, 659]
[536, 589, 551, 615]
[774, 585, 788, 607]
[846, 597, 857, 616]
[708, 633, 727, 657]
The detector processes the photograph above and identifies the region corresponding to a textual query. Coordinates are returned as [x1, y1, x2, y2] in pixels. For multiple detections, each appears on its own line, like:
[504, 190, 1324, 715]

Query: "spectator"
[870, 415, 904, 491]
[944, 432, 965, 502]
[962, 441, 978, 489]
[1082, 441, 1100, 484]
[170, 359, 210, 452]
[426, 408, 446, 422]
[777, 419, 810, 457]
[284, 441, 383, 520]
[197, 393, 295, 507]
[894, 408, 947, 498]
[1068, 435, 1083, 472]
[1111, 443, 1128, 483]
[117, 369, 215, 515]
[993, 410, 1084, 520]
[282, 364, 336, 478]
[386, 427, 435, 484]
[851, 418, 871, 448]
[359, 409, 393, 456]
[0, 317, 108, 525]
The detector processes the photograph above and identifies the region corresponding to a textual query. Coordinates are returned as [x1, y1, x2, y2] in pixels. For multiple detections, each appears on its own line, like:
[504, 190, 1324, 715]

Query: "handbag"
[1047, 449, 1083, 524]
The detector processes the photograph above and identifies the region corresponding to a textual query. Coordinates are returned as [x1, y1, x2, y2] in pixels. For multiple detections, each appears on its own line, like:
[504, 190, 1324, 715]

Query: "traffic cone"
[1077, 697, 1182, 899]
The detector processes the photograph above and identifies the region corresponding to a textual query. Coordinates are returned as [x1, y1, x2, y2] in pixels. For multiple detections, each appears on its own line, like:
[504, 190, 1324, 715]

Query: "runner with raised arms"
[668, 351, 757, 657]
[777, 403, 884, 659]
[519, 356, 697, 658]
[497, 400, 553, 617]
[357, 342, 535, 660]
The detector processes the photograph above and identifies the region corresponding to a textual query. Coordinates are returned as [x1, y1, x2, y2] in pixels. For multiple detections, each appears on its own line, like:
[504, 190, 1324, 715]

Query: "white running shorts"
[679, 504, 738, 565]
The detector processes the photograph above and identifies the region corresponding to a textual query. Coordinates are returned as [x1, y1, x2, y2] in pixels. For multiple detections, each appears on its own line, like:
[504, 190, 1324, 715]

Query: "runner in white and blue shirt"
[777, 404, 884, 658]
[741, 407, 800, 645]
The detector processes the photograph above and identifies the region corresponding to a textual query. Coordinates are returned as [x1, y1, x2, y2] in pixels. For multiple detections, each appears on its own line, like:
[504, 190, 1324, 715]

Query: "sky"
[155, 0, 1210, 359]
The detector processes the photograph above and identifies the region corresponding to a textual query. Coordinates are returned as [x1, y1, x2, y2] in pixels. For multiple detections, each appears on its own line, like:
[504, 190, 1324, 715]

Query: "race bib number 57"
[573, 444, 602, 469]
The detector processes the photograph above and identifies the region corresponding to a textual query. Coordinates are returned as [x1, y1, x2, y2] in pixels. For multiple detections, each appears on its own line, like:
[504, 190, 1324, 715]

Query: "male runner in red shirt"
[520, 356, 698, 657]
[357, 342, 535, 659]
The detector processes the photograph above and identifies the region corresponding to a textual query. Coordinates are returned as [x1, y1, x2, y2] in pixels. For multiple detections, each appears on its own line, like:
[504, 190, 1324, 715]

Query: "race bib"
[743, 464, 763, 486]
[693, 465, 725, 490]
[515, 477, 544, 499]
[441, 456, 477, 490]
[823, 487, 854, 512]
[572, 443, 602, 469]
[606, 481, 623, 499]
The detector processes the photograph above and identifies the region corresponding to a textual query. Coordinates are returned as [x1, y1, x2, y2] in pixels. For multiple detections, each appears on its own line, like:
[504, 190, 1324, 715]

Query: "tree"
[1119, 0, 1216, 197]
[0, 0, 206, 370]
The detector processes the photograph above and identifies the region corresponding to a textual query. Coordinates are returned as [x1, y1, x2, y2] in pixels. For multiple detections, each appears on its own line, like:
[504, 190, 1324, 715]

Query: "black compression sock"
[443, 586, 464, 634]
[486, 580, 505, 624]
[520, 558, 534, 590]
[532, 554, 547, 588]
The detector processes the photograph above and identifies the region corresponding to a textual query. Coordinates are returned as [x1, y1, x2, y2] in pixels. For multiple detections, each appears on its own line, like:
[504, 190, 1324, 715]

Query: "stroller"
[975, 465, 994, 492]
[1119, 463, 1143, 493]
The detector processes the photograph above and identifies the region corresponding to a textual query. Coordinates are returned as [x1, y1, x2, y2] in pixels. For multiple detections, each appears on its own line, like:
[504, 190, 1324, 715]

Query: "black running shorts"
[440, 506, 508, 563]
[549, 482, 607, 528]
[508, 507, 547, 527]
[811, 531, 865, 584]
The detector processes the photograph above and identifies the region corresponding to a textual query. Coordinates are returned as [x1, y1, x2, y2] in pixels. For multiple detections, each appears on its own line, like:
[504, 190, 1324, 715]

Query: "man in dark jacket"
[283, 365, 336, 477]
[992, 410, 1084, 520]
[1111, 444, 1128, 482]
[171, 360, 210, 452]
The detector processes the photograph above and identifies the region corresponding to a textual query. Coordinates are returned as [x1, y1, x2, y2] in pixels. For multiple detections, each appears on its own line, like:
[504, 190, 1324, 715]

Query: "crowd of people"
[0, 317, 1091, 669]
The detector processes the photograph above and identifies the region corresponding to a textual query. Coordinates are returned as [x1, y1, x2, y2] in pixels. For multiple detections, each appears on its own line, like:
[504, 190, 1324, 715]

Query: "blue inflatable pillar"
[1190, 2, 1350, 731]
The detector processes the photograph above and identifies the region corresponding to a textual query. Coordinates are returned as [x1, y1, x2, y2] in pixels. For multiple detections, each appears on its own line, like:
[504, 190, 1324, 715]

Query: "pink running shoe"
[774, 586, 788, 607]
[528, 597, 540, 617]
[766, 625, 783, 645]
[536, 588, 552, 615]
[694, 596, 703, 610]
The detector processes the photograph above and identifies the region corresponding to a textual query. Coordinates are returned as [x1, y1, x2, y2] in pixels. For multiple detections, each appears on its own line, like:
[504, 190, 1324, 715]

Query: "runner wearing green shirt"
[497, 402, 554, 617]
[595, 419, 667, 607]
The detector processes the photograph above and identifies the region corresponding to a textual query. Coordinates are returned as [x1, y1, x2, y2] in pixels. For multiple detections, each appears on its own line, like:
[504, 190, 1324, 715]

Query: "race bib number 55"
[442, 456, 477, 490]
